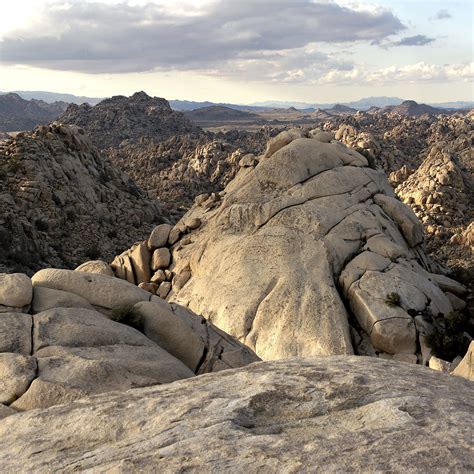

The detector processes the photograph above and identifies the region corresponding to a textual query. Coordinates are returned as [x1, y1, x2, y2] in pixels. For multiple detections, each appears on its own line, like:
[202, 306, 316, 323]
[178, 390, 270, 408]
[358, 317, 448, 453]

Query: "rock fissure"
[243, 278, 278, 340]
[369, 317, 414, 336]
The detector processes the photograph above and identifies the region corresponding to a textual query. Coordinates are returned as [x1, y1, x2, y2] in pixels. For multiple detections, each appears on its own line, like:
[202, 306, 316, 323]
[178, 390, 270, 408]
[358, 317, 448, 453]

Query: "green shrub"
[98, 170, 110, 184]
[85, 243, 101, 260]
[366, 154, 377, 170]
[7, 156, 21, 173]
[385, 292, 401, 307]
[425, 310, 473, 361]
[110, 305, 143, 331]
[35, 219, 49, 232]
[65, 209, 76, 222]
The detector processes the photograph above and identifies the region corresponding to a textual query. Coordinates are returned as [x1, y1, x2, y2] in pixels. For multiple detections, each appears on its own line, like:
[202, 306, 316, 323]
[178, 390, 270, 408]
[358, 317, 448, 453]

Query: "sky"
[0, 0, 472, 104]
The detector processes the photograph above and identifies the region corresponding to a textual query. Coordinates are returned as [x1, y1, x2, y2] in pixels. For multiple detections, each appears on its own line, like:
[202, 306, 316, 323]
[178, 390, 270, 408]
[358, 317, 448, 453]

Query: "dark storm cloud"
[0, 0, 405, 74]
[393, 35, 436, 46]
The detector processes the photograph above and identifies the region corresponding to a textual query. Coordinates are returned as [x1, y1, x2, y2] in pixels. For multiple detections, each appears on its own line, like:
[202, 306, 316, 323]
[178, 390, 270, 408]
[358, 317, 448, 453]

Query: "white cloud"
[0, 0, 405, 74]
[313, 61, 474, 85]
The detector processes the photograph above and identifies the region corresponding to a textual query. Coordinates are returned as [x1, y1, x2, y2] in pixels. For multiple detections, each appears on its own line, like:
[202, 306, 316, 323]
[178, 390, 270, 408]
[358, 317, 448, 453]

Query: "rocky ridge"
[0, 123, 163, 273]
[377, 99, 448, 117]
[60, 91, 274, 219]
[107, 131, 271, 220]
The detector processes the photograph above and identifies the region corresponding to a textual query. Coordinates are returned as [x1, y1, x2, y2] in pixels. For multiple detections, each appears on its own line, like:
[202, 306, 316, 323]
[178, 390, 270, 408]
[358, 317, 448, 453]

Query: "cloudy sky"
[0, 0, 472, 103]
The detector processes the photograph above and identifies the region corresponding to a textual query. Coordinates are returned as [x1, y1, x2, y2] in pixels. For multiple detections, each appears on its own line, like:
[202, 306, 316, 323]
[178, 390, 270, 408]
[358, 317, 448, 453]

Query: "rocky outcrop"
[0, 356, 472, 471]
[396, 143, 472, 256]
[0, 269, 259, 414]
[110, 132, 467, 363]
[0, 123, 163, 273]
[58, 91, 275, 221]
[59, 91, 202, 149]
[395, 115, 473, 281]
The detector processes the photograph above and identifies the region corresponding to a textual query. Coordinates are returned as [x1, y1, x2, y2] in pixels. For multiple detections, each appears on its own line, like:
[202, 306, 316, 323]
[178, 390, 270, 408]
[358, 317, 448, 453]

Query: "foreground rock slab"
[0, 357, 472, 473]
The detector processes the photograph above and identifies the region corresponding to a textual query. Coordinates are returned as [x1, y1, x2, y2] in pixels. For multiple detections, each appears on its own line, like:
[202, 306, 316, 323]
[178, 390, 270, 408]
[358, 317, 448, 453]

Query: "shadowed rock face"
[0, 357, 472, 472]
[164, 134, 462, 360]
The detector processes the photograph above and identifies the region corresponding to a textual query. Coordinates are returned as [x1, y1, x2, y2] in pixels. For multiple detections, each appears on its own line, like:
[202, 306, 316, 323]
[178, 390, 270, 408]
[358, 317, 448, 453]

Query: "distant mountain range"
[0, 90, 103, 106]
[250, 97, 474, 111]
[2, 91, 472, 112]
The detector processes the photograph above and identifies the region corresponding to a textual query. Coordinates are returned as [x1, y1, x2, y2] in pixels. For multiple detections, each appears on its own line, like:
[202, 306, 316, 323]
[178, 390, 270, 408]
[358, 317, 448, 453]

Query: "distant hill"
[0, 90, 103, 105]
[184, 105, 261, 124]
[430, 101, 474, 110]
[0, 93, 67, 132]
[251, 97, 473, 111]
[59, 91, 202, 149]
[326, 104, 358, 115]
[380, 100, 446, 117]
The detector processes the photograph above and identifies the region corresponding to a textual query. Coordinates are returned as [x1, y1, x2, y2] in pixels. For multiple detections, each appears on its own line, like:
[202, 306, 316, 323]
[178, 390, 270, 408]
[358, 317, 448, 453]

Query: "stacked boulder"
[120, 130, 468, 366]
[0, 269, 259, 418]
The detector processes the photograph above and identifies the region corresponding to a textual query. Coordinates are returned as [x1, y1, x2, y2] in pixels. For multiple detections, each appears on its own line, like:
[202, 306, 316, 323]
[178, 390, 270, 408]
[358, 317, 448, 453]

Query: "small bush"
[35, 219, 49, 232]
[98, 170, 110, 184]
[425, 310, 472, 361]
[85, 243, 101, 260]
[366, 154, 377, 170]
[6, 249, 39, 267]
[0, 227, 12, 247]
[7, 156, 21, 173]
[385, 292, 401, 307]
[110, 305, 143, 331]
[52, 193, 63, 207]
[66, 209, 76, 222]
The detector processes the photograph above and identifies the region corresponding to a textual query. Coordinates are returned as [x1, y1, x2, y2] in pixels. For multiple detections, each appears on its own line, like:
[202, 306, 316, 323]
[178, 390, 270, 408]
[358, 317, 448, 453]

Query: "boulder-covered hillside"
[0, 123, 164, 274]
[59, 91, 202, 149]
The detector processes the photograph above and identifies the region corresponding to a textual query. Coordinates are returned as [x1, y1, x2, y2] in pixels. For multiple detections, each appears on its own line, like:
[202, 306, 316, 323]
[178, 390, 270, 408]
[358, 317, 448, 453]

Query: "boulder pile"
[396, 144, 472, 251]
[0, 269, 259, 416]
[106, 128, 273, 220]
[109, 130, 469, 367]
